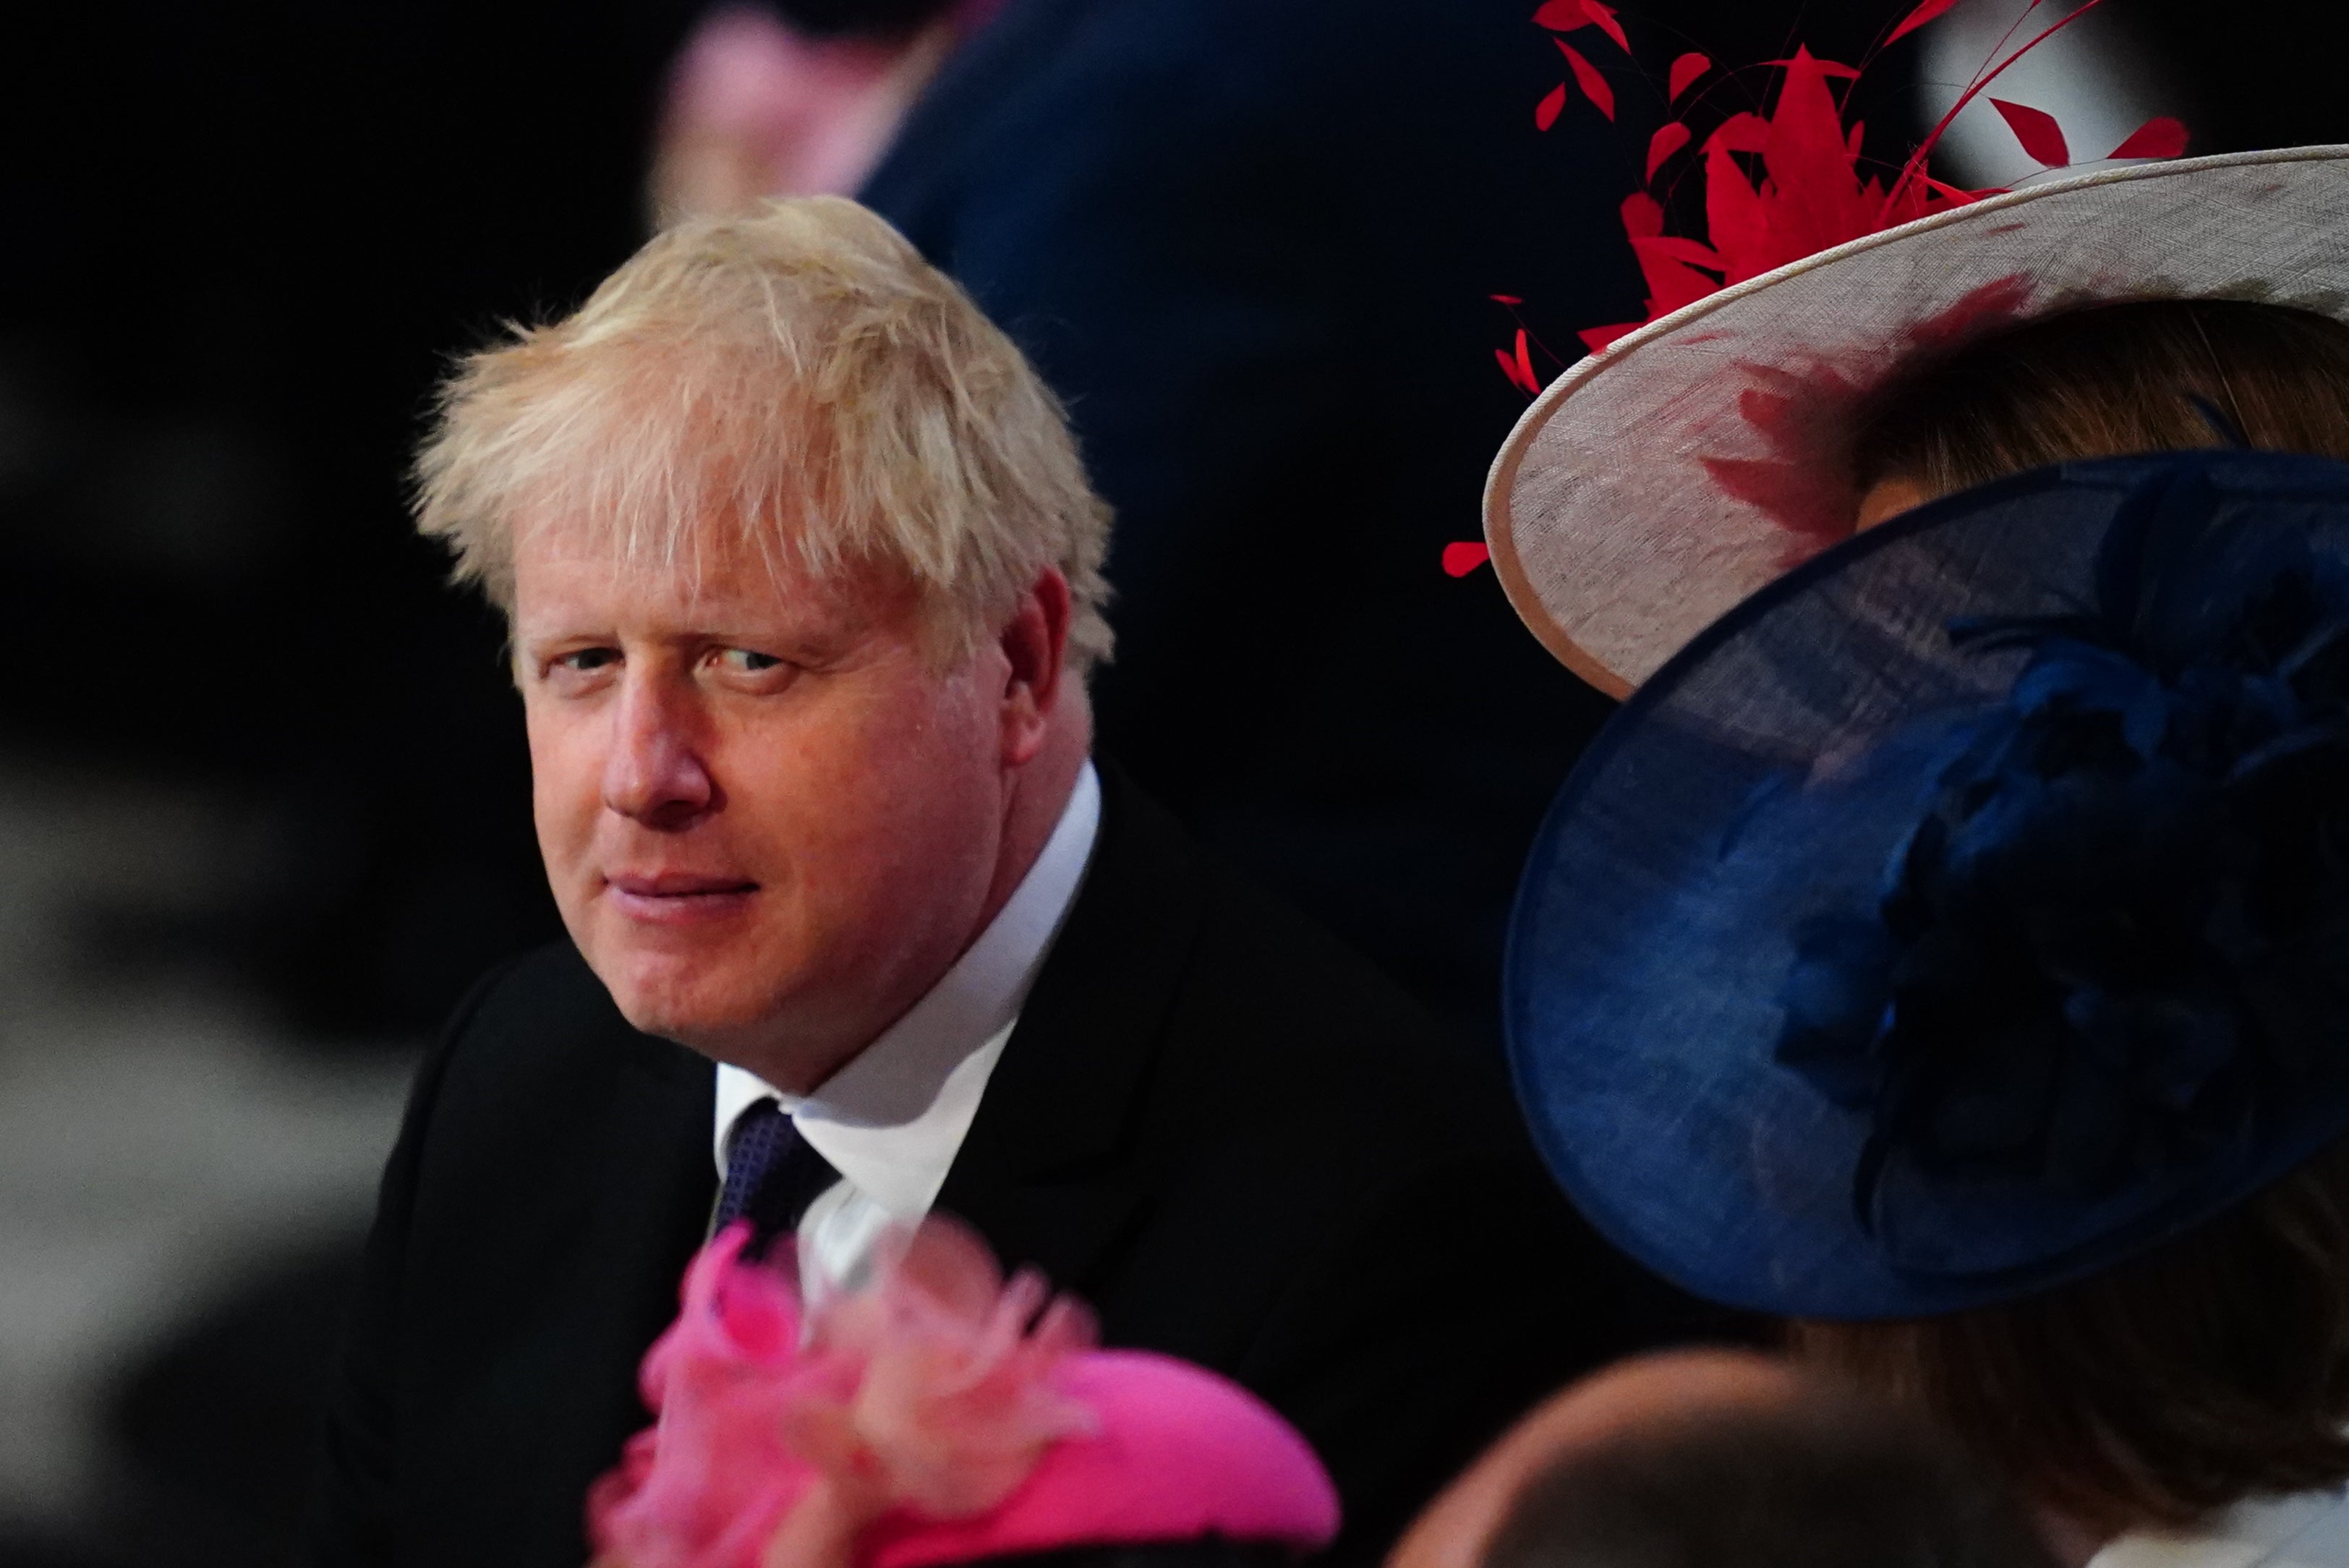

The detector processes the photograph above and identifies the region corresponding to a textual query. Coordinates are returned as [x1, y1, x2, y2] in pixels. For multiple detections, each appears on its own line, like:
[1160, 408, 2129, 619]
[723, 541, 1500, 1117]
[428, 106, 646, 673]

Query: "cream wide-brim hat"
[1483, 145, 2349, 697]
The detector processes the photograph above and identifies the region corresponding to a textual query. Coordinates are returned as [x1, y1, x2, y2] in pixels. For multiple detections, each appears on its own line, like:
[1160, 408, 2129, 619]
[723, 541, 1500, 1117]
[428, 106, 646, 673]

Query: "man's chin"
[585, 944, 770, 1054]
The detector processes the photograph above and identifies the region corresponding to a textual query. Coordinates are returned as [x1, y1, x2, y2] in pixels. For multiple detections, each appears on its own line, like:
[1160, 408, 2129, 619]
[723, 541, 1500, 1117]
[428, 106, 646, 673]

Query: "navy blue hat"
[1508, 450, 2349, 1319]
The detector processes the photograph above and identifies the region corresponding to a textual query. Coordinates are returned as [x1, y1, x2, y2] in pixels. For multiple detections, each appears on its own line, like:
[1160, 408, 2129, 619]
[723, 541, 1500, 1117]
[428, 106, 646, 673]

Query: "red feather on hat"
[1547, 0, 2169, 359]
[1459, 0, 2188, 577]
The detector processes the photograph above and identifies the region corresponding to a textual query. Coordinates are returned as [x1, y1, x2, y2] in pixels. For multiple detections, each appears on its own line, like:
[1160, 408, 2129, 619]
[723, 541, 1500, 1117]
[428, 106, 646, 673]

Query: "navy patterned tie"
[713, 1099, 843, 1251]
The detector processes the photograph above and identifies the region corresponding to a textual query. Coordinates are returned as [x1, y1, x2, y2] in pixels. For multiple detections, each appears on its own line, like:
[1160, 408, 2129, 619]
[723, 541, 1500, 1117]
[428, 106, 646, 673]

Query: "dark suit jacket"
[302, 768, 1711, 1568]
[857, 0, 1647, 1040]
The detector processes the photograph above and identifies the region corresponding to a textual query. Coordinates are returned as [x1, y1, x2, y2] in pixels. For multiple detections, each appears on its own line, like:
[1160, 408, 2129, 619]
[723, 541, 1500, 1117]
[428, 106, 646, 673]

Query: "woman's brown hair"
[1852, 297, 2349, 497]
[1791, 1138, 2349, 1535]
[1797, 298, 2349, 1536]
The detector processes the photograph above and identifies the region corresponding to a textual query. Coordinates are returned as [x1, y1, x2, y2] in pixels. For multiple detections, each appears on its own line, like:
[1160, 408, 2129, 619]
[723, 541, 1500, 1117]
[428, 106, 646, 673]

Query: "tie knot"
[713, 1100, 843, 1250]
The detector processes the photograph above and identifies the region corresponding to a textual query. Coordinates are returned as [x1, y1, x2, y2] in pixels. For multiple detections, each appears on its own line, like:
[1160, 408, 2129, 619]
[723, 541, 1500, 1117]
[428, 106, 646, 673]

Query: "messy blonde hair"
[414, 195, 1114, 671]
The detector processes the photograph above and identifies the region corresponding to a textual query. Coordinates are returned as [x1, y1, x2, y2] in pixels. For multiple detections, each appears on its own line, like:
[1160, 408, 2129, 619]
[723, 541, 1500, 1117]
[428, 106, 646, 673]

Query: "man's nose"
[602, 677, 717, 830]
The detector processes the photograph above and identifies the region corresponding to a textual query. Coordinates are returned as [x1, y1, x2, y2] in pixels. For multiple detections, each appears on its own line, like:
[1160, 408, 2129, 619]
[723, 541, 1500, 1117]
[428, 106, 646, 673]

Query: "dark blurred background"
[0, 7, 694, 1564]
[0, 2, 2335, 1565]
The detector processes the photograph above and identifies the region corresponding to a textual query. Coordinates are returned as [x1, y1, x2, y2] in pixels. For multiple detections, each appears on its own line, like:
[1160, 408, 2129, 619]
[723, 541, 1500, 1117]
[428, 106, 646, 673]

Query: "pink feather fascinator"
[588, 1219, 1340, 1568]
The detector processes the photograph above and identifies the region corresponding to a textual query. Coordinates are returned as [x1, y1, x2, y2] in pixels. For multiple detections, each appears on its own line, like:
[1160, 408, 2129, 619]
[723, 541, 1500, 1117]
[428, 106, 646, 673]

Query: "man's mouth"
[603, 873, 761, 924]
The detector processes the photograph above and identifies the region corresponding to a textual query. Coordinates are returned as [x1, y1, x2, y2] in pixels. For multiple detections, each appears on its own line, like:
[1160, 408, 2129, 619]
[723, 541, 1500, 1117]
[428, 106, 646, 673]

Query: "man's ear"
[997, 566, 1073, 766]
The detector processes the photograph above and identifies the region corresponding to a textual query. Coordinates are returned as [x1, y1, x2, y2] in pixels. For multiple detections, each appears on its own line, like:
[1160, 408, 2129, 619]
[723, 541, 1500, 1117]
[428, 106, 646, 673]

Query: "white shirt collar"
[712, 761, 1101, 1218]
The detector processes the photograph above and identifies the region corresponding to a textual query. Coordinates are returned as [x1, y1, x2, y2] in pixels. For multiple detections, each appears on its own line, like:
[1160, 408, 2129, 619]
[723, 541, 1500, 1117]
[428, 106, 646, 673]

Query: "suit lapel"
[936, 762, 1207, 1290]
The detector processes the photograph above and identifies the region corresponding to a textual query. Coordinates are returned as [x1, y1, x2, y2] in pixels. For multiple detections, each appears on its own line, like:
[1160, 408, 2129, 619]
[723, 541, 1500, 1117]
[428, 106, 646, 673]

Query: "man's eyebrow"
[694, 615, 841, 645]
[513, 625, 615, 647]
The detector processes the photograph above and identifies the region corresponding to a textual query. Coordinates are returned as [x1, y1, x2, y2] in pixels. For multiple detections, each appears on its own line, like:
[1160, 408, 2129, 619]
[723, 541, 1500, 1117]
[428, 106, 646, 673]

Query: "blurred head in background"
[647, 0, 981, 221]
[1389, 1350, 2053, 1568]
[412, 195, 1112, 1093]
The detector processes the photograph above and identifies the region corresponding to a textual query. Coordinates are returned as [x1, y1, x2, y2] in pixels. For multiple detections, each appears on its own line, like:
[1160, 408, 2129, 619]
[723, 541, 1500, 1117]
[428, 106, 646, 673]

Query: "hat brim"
[1485, 146, 2349, 697]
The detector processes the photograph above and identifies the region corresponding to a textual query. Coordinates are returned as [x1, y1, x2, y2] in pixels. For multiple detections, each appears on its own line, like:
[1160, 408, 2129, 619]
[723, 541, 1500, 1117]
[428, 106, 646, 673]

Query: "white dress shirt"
[712, 762, 1100, 1294]
[2094, 1486, 2349, 1568]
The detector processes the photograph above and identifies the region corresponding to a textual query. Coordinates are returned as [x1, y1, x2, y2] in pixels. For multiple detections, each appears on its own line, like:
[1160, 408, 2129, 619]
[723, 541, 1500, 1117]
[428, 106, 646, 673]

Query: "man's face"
[511, 525, 1012, 1085]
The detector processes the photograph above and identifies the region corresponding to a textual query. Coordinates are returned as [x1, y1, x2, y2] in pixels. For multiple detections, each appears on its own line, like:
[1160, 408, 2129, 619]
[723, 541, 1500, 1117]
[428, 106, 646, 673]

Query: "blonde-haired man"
[302, 199, 1694, 1568]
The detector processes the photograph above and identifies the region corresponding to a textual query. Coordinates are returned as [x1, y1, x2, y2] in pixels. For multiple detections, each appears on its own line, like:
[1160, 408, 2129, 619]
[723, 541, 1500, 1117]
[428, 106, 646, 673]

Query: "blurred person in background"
[301, 195, 1700, 1568]
[835, 0, 1650, 1041]
[1389, 1350, 2055, 1568]
[647, 0, 986, 218]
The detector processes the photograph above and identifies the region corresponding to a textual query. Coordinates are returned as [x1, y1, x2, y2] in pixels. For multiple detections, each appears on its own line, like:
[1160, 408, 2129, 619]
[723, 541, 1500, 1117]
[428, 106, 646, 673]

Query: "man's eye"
[556, 647, 621, 673]
[716, 648, 785, 674]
